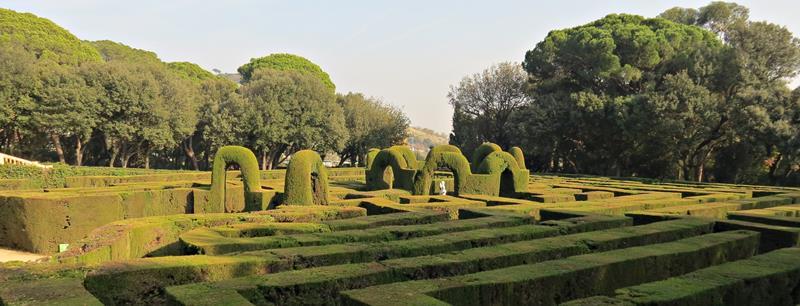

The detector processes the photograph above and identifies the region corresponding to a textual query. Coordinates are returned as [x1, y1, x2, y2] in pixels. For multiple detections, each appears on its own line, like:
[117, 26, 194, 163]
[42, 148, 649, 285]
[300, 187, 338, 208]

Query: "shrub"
[284, 150, 329, 205]
[209, 146, 262, 213]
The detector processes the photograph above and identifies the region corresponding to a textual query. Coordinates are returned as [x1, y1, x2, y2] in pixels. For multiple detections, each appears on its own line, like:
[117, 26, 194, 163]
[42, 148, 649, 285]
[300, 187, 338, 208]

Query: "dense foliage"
[336, 93, 410, 166]
[448, 62, 532, 155]
[237, 53, 335, 91]
[0, 9, 408, 170]
[450, 2, 800, 185]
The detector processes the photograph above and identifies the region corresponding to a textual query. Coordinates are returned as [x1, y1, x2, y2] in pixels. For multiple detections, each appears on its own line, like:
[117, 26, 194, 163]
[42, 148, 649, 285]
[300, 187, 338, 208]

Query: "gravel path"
[0, 248, 47, 262]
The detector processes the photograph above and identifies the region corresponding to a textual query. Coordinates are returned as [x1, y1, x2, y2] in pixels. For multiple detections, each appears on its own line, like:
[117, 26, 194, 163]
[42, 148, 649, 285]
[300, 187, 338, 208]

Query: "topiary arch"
[209, 146, 262, 213]
[413, 145, 471, 195]
[470, 142, 502, 171]
[508, 146, 527, 170]
[284, 150, 329, 205]
[366, 147, 417, 191]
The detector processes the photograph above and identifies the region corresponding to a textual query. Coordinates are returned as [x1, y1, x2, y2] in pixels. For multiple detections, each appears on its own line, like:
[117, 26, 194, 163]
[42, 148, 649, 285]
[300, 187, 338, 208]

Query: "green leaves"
[0, 8, 101, 65]
[237, 53, 335, 91]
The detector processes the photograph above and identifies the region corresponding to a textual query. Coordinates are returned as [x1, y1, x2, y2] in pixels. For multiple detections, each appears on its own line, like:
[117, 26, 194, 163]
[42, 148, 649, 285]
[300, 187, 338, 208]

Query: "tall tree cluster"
[449, 2, 800, 185]
[0, 9, 409, 170]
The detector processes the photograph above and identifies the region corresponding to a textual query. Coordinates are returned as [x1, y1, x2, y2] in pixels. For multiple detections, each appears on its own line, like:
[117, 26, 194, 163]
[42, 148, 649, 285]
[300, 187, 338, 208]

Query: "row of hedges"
[0, 163, 365, 191]
[165, 218, 712, 305]
[342, 230, 760, 305]
[0, 183, 279, 254]
[86, 211, 635, 304]
[569, 247, 800, 306]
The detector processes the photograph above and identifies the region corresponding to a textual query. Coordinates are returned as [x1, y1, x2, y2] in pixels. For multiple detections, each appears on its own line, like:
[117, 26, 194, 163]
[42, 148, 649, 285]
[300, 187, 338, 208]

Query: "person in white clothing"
[439, 181, 447, 195]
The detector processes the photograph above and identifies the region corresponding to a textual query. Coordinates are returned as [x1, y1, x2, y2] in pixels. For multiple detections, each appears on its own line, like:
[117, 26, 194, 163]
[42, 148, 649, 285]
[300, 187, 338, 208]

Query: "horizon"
[4, 0, 800, 134]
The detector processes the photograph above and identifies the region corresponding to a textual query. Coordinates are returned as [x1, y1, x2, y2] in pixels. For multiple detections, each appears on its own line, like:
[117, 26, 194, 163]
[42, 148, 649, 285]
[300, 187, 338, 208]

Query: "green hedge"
[469, 142, 502, 171]
[508, 146, 527, 169]
[56, 213, 277, 265]
[365, 147, 417, 191]
[342, 230, 759, 305]
[413, 145, 470, 195]
[365, 148, 380, 169]
[166, 218, 712, 305]
[284, 150, 329, 205]
[0, 187, 194, 254]
[609, 247, 800, 306]
[209, 146, 262, 213]
[366, 143, 530, 196]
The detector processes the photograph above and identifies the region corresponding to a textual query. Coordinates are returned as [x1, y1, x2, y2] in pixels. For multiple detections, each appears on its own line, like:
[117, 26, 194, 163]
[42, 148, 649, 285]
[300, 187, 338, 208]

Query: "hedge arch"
[389, 145, 418, 169]
[209, 146, 261, 213]
[413, 145, 470, 195]
[284, 150, 329, 205]
[365, 148, 380, 169]
[470, 142, 502, 171]
[508, 146, 526, 170]
[366, 148, 416, 191]
[475, 151, 529, 196]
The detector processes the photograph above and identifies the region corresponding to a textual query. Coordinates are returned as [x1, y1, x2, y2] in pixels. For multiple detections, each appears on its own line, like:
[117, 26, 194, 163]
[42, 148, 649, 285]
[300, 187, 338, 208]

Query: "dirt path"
[0, 248, 47, 262]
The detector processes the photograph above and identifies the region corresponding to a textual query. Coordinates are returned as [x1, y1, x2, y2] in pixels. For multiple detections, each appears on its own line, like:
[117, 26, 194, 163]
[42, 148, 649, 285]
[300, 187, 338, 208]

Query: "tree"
[520, 14, 724, 177]
[30, 62, 103, 165]
[0, 8, 103, 163]
[237, 53, 335, 91]
[448, 62, 531, 154]
[240, 68, 347, 169]
[0, 44, 37, 156]
[167, 62, 217, 82]
[336, 93, 409, 166]
[87, 40, 198, 168]
[0, 8, 101, 65]
[657, 2, 800, 182]
[188, 78, 249, 170]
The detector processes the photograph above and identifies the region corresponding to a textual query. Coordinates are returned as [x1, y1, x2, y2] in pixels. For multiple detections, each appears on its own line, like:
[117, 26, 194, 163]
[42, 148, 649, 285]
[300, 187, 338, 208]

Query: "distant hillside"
[219, 73, 242, 84]
[406, 127, 449, 158]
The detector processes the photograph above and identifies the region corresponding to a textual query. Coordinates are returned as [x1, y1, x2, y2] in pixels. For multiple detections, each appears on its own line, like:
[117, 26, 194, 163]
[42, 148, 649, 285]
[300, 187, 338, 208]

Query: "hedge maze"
[1, 144, 799, 305]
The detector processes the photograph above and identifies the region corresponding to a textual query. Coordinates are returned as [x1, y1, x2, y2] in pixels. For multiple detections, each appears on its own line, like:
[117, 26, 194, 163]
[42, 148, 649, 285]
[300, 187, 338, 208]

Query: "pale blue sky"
[4, 1, 799, 134]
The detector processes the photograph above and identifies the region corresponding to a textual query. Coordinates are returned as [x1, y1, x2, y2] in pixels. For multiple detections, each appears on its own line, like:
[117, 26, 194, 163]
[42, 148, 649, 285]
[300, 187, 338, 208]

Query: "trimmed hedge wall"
[209, 146, 262, 213]
[284, 150, 329, 205]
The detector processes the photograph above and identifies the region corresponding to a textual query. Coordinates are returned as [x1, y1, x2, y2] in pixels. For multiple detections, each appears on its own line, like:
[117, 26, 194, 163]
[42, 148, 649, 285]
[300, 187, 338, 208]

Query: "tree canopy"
[337, 92, 410, 166]
[446, 2, 800, 185]
[237, 53, 335, 91]
[0, 8, 101, 65]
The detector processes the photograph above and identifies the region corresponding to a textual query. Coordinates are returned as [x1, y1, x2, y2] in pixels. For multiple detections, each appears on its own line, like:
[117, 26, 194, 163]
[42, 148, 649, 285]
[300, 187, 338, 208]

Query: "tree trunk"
[337, 152, 348, 167]
[75, 138, 83, 166]
[109, 147, 118, 167]
[267, 144, 287, 170]
[50, 134, 66, 164]
[144, 152, 150, 169]
[182, 138, 199, 170]
[74, 135, 88, 167]
[121, 146, 133, 168]
[261, 151, 268, 171]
